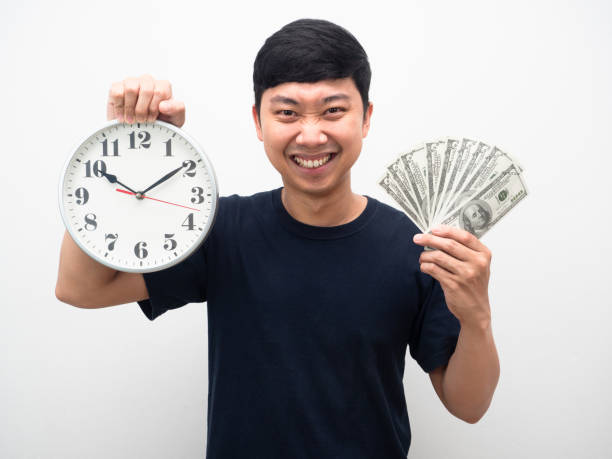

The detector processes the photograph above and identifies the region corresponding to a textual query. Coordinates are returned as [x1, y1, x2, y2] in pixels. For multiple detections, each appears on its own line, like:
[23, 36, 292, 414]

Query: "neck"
[281, 179, 367, 227]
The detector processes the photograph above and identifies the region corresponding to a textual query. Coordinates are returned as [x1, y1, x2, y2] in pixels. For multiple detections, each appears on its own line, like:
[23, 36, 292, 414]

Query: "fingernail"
[127, 116, 133, 124]
[413, 234, 423, 242]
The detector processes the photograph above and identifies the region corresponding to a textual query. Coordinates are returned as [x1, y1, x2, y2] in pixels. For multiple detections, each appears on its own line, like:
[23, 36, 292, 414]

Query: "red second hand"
[116, 188, 201, 212]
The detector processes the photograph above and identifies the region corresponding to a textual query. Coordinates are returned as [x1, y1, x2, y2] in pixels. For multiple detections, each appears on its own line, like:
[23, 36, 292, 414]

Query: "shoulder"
[210, 188, 277, 236]
[367, 196, 422, 238]
[219, 189, 275, 209]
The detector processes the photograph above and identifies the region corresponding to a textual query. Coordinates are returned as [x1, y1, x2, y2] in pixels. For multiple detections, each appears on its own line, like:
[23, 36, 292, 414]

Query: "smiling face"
[253, 78, 373, 198]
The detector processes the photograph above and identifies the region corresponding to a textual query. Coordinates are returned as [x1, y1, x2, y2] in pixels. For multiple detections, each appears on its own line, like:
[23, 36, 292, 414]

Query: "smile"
[291, 153, 335, 169]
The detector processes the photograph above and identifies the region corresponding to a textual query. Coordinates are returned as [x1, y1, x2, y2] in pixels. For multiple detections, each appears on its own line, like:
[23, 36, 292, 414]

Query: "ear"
[252, 105, 263, 141]
[361, 102, 373, 138]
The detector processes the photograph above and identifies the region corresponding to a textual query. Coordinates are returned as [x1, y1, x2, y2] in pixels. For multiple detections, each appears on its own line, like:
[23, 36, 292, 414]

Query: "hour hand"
[100, 171, 137, 194]
[141, 164, 184, 195]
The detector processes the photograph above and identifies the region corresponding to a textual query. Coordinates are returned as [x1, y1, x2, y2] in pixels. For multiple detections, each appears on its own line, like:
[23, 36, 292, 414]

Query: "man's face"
[464, 203, 487, 229]
[253, 78, 373, 197]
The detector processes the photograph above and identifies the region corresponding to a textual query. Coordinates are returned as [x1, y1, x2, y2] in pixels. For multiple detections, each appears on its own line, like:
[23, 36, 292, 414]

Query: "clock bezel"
[58, 119, 219, 274]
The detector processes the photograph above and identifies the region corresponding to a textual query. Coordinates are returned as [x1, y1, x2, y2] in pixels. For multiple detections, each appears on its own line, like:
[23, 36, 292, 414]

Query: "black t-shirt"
[138, 188, 460, 459]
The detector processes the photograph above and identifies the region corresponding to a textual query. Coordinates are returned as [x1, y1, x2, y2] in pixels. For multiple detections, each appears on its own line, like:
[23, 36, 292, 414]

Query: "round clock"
[59, 120, 218, 273]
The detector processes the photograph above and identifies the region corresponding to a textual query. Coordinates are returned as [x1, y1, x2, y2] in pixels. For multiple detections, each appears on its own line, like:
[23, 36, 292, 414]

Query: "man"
[56, 19, 499, 458]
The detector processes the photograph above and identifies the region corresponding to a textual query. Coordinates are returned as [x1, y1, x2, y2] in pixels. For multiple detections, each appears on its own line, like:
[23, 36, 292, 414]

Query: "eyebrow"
[269, 93, 351, 105]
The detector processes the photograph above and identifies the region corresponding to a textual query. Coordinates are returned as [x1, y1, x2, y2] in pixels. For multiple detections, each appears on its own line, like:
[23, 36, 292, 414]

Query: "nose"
[295, 120, 328, 147]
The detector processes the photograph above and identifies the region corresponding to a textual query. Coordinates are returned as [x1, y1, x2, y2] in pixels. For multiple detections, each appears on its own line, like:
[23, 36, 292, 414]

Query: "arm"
[56, 75, 185, 308]
[414, 225, 500, 424]
[429, 321, 499, 424]
[55, 230, 148, 308]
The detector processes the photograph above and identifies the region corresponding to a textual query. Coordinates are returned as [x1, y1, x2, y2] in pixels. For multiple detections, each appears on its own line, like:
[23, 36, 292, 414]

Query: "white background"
[2, 1, 611, 457]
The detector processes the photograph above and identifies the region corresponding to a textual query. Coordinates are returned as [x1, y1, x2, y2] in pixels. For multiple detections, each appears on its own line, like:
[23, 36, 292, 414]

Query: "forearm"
[442, 318, 500, 423]
[55, 230, 118, 306]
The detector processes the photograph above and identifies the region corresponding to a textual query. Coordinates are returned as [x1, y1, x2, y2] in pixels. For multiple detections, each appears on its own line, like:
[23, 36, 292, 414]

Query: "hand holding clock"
[106, 74, 185, 127]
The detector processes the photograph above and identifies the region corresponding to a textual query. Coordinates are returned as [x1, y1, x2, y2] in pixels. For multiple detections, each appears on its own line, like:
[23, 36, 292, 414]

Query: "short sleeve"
[137, 243, 208, 321]
[408, 276, 460, 373]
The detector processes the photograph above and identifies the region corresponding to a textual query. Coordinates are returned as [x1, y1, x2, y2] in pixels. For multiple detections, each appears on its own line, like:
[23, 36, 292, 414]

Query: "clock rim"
[58, 119, 219, 274]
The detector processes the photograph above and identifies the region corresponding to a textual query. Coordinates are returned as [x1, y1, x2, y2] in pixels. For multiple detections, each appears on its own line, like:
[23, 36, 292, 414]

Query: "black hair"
[253, 19, 371, 118]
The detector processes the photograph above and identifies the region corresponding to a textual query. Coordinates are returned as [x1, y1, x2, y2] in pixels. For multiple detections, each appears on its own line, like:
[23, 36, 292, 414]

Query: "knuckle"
[477, 255, 489, 269]
[124, 80, 139, 94]
[445, 239, 457, 253]
[109, 86, 124, 99]
[134, 106, 148, 117]
[153, 87, 168, 99]
[432, 251, 444, 264]
[140, 88, 153, 99]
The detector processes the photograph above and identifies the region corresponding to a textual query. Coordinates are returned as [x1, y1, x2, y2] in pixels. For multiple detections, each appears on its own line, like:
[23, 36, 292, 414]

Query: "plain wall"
[1, 0, 611, 457]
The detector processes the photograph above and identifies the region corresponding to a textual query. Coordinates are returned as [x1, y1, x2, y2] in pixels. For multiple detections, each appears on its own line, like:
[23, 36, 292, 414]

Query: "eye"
[325, 107, 346, 116]
[276, 109, 297, 117]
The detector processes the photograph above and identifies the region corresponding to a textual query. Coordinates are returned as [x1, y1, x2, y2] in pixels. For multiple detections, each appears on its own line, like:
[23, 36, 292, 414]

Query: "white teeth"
[293, 154, 332, 169]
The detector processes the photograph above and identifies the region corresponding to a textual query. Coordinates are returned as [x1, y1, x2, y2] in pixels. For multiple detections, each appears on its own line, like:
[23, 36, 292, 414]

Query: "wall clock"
[59, 120, 218, 273]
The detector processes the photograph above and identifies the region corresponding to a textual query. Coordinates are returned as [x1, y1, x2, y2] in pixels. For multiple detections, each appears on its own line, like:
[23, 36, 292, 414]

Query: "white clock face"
[59, 120, 218, 273]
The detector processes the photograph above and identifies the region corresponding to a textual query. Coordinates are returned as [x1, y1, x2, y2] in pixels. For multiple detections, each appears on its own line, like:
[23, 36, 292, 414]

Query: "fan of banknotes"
[379, 138, 528, 237]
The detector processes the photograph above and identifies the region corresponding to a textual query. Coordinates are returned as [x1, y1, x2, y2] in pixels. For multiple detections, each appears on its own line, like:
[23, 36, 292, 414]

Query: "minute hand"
[142, 165, 184, 195]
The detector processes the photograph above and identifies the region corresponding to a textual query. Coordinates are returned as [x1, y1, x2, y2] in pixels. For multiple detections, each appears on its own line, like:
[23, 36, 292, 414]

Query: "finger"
[134, 75, 154, 123]
[148, 80, 172, 122]
[158, 99, 185, 127]
[413, 232, 471, 261]
[431, 225, 484, 252]
[420, 261, 455, 284]
[107, 82, 125, 122]
[123, 77, 140, 124]
[420, 249, 462, 275]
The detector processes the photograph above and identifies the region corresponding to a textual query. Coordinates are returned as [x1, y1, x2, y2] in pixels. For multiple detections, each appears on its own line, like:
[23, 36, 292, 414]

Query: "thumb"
[158, 99, 185, 128]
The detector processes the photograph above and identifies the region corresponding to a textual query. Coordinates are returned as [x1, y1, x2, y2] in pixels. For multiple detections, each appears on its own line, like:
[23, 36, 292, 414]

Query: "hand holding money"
[413, 226, 492, 329]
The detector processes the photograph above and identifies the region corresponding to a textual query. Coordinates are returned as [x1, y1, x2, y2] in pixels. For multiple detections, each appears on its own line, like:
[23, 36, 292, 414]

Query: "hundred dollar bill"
[439, 163, 528, 238]
[438, 140, 491, 223]
[385, 157, 423, 223]
[435, 138, 477, 225]
[434, 145, 525, 227]
[400, 146, 430, 225]
[378, 173, 426, 231]
[424, 139, 445, 219]
[432, 137, 459, 221]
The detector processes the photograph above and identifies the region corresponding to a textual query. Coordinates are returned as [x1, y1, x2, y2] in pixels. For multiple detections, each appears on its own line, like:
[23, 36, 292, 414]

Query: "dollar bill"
[439, 163, 527, 238]
[379, 137, 527, 239]
[400, 146, 430, 224]
[378, 173, 426, 231]
[424, 139, 445, 219]
[432, 137, 459, 221]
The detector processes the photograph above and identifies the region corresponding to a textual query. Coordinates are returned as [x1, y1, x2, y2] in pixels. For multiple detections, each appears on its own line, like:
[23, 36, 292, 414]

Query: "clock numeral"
[105, 233, 118, 251]
[182, 160, 196, 177]
[164, 139, 173, 157]
[163, 233, 177, 251]
[84, 213, 97, 231]
[134, 241, 148, 259]
[101, 138, 119, 157]
[75, 187, 89, 205]
[181, 213, 195, 231]
[191, 187, 204, 204]
[128, 130, 151, 149]
[84, 160, 107, 178]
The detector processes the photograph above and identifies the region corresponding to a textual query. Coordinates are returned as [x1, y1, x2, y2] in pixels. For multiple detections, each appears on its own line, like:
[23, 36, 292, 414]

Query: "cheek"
[262, 122, 294, 149]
